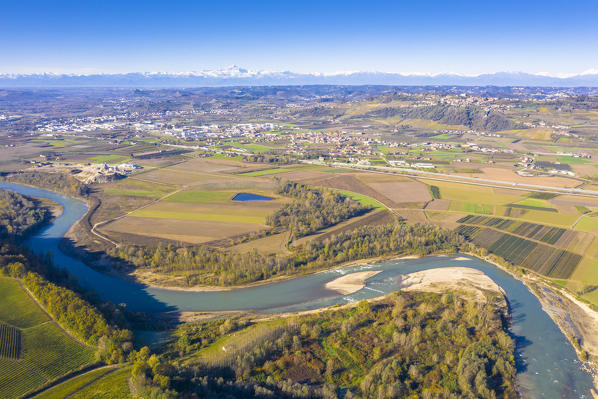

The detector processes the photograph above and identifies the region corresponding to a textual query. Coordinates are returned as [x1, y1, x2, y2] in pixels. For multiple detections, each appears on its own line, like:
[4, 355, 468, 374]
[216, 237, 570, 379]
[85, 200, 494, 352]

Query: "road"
[301, 160, 598, 198]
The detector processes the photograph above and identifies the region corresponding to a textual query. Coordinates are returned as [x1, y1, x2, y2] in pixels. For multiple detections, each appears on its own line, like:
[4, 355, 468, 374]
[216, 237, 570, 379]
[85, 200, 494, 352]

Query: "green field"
[449, 201, 493, 214]
[557, 155, 592, 164]
[0, 279, 50, 328]
[63, 367, 131, 399]
[335, 189, 386, 209]
[131, 208, 266, 224]
[241, 167, 294, 176]
[574, 215, 598, 232]
[35, 367, 120, 399]
[514, 198, 555, 209]
[0, 278, 96, 399]
[165, 190, 234, 204]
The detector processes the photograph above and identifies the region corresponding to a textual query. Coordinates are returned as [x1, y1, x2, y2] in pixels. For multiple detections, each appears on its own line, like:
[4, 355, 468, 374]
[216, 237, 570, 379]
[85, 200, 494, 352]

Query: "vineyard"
[0, 278, 96, 399]
[0, 323, 21, 359]
[455, 225, 582, 279]
[20, 323, 95, 381]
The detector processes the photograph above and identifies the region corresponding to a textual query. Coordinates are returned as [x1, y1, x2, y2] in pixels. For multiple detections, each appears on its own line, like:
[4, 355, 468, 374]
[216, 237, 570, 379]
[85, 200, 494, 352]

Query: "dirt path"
[90, 187, 184, 247]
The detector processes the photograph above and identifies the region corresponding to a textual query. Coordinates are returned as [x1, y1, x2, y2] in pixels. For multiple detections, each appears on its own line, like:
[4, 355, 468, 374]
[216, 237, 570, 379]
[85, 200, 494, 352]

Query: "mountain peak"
[1, 68, 597, 87]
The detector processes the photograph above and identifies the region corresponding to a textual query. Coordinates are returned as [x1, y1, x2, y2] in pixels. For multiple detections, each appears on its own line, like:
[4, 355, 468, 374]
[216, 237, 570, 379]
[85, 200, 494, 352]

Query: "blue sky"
[1, 0, 597, 75]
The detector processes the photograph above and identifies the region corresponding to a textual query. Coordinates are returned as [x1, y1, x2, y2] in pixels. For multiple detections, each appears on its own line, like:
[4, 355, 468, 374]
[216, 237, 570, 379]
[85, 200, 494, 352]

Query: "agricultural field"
[84, 153, 598, 307]
[95, 159, 403, 249]
[0, 323, 21, 359]
[0, 278, 96, 399]
[35, 366, 124, 399]
[56, 366, 131, 399]
[241, 167, 295, 176]
[94, 158, 288, 245]
[456, 215, 573, 246]
[456, 226, 582, 279]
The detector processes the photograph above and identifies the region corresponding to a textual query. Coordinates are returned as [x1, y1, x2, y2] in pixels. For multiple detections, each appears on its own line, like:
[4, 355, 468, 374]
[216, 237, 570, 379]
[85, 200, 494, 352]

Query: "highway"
[300, 160, 598, 198]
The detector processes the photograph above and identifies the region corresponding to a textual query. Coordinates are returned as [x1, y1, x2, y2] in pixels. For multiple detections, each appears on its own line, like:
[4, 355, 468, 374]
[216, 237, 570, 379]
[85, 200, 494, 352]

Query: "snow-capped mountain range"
[1, 66, 598, 87]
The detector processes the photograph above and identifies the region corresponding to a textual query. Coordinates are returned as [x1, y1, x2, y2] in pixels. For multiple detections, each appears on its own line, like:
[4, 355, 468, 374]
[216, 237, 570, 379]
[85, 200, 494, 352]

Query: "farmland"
[0, 278, 96, 399]
[455, 226, 582, 279]
[0, 323, 21, 359]
[78, 156, 598, 298]
[456, 215, 573, 246]
[38, 366, 132, 399]
[34, 367, 119, 399]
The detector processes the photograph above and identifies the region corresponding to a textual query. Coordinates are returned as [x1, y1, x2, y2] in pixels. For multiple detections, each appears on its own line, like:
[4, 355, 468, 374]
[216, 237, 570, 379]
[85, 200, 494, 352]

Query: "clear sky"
[1, 0, 597, 75]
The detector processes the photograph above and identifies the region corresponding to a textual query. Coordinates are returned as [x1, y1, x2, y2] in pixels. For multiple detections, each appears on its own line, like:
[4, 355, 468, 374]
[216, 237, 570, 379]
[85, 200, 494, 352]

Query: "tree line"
[1, 171, 89, 197]
[110, 223, 464, 286]
[0, 189, 50, 237]
[266, 182, 371, 239]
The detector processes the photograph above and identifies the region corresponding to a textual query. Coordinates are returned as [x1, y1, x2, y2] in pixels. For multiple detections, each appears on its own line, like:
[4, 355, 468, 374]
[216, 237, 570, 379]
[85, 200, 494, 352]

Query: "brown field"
[396, 208, 428, 224]
[424, 211, 464, 229]
[273, 169, 333, 182]
[100, 217, 266, 245]
[570, 164, 598, 177]
[365, 180, 431, 204]
[304, 174, 396, 207]
[425, 199, 450, 211]
[356, 173, 412, 183]
[566, 231, 596, 256]
[553, 204, 579, 214]
[135, 168, 220, 186]
[551, 195, 598, 208]
[228, 232, 291, 255]
[169, 158, 254, 173]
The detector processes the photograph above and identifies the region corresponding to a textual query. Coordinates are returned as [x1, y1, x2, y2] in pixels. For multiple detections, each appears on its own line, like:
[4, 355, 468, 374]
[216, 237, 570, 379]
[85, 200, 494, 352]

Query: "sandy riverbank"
[397, 266, 504, 302]
[325, 271, 382, 295]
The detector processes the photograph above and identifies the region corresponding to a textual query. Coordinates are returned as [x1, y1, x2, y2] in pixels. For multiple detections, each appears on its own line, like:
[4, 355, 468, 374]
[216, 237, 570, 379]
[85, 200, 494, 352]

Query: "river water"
[1, 181, 595, 398]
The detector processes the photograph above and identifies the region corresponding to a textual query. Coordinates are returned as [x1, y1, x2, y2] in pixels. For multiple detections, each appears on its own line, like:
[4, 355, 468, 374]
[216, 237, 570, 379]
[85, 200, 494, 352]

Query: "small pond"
[232, 192, 274, 201]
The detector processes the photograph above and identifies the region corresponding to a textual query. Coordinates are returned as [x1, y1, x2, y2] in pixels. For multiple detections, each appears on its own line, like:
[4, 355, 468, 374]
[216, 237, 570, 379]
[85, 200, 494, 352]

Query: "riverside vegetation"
[0, 188, 50, 237]
[111, 223, 462, 286]
[131, 290, 516, 398]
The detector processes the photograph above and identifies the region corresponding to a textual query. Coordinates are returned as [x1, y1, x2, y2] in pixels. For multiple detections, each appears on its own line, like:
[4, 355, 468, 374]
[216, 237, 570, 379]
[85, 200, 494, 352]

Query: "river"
[0, 181, 595, 398]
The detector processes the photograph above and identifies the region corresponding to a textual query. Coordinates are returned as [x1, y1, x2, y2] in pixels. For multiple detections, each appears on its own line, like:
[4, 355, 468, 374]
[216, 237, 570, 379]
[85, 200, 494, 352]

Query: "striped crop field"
[455, 226, 582, 279]
[0, 323, 21, 360]
[456, 215, 572, 247]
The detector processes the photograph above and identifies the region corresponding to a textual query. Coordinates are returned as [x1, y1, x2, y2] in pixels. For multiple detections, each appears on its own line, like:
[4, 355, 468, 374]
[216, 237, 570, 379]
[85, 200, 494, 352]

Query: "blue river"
[0, 181, 595, 398]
